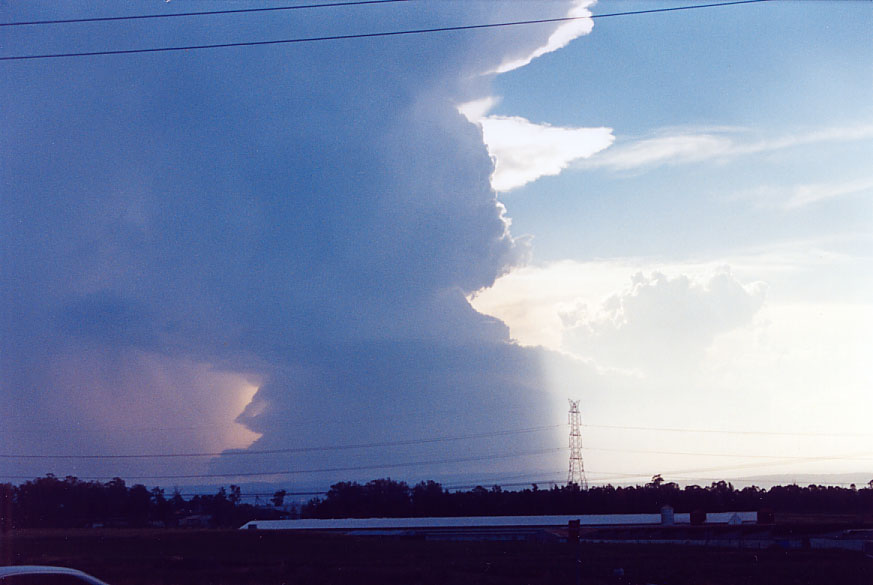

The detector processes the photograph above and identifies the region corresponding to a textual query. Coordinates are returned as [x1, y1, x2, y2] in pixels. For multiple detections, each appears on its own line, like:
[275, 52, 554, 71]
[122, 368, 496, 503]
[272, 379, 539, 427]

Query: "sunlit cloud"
[479, 115, 614, 191]
[587, 132, 734, 170]
[457, 96, 500, 123]
[470, 259, 637, 349]
[472, 251, 873, 464]
[473, 263, 765, 360]
[470, 236, 873, 356]
[559, 269, 766, 374]
[493, 0, 596, 74]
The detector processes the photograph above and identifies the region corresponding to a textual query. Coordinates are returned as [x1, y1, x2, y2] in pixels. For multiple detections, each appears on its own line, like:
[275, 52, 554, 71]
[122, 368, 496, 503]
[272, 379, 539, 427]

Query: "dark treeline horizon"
[2, 474, 872, 529]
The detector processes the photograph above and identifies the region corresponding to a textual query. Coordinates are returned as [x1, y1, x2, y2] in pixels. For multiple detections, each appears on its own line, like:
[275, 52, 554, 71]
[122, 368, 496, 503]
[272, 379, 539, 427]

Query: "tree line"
[0, 475, 284, 529]
[1, 474, 871, 529]
[302, 475, 873, 519]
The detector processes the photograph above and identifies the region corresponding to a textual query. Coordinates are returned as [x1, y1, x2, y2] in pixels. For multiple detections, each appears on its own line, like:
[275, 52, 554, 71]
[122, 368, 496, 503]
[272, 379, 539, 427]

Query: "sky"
[2, 0, 872, 494]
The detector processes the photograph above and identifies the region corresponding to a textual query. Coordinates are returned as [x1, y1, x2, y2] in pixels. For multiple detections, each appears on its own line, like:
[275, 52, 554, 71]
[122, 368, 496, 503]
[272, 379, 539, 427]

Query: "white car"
[0, 567, 110, 585]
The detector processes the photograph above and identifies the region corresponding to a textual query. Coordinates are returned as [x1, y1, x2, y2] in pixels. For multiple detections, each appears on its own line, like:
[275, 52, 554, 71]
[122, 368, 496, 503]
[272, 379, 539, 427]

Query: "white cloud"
[470, 259, 636, 348]
[589, 132, 734, 170]
[559, 269, 766, 373]
[585, 124, 873, 172]
[471, 238, 872, 354]
[479, 115, 614, 191]
[470, 250, 873, 476]
[703, 301, 873, 436]
[493, 0, 596, 74]
[730, 177, 873, 209]
[457, 96, 500, 123]
[471, 261, 768, 364]
[456, 1, 609, 193]
[784, 178, 873, 208]
[760, 124, 873, 151]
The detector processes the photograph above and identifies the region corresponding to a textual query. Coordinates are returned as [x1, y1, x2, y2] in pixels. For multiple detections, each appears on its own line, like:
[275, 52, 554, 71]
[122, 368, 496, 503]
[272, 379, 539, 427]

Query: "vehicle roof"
[0, 566, 109, 584]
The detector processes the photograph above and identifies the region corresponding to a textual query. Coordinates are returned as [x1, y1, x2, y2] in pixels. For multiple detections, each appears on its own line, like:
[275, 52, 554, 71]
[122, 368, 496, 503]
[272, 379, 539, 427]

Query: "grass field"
[2, 529, 871, 585]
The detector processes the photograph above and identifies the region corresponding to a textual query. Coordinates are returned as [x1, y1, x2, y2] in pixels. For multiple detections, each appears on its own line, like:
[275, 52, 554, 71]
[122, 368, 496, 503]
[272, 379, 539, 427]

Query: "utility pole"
[568, 399, 588, 489]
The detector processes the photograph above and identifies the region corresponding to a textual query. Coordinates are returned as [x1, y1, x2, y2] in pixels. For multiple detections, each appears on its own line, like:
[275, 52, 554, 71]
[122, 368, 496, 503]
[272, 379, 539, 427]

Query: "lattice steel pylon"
[567, 399, 588, 489]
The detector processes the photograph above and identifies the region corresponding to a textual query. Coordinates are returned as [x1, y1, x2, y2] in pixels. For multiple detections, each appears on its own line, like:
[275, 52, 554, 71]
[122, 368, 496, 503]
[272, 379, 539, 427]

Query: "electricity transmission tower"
[567, 399, 588, 489]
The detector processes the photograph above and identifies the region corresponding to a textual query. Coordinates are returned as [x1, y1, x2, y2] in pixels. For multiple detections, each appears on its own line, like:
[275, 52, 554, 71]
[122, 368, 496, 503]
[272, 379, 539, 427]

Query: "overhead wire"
[624, 451, 873, 481]
[13, 446, 568, 481]
[0, 424, 563, 460]
[0, 402, 556, 435]
[5, 419, 868, 439]
[4, 418, 870, 468]
[0, 0, 413, 28]
[665, 475, 866, 487]
[4, 448, 865, 486]
[6, 428, 871, 462]
[585, 446, 873, 460]
[584, 423, 873, 438]
[0, 0, 773, 62]
[3, 448, 867, 484]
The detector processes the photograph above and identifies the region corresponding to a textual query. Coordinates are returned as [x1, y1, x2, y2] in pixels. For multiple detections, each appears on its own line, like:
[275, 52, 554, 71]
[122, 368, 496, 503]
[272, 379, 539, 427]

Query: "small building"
[660, 505, 675, 526]
[240, 511, 758, 541]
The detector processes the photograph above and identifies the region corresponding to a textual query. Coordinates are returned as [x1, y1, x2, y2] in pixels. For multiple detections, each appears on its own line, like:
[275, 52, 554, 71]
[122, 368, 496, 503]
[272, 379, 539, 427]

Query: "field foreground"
[2, 528, 871, 585]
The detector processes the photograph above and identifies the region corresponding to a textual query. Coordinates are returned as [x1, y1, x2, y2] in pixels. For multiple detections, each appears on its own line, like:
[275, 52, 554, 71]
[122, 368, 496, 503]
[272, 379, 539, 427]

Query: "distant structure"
[567, 399, 588, 489]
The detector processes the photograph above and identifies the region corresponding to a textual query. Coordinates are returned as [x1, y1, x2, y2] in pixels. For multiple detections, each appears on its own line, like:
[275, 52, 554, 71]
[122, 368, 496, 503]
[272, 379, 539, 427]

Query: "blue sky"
[487, 0, 873, 261]
[2, 0, 871, 491]
[469, 0, 873, 486]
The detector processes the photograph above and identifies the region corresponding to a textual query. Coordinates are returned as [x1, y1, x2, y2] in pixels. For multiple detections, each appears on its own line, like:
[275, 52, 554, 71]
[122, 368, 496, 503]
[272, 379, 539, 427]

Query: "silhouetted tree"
[271, 490, 287, 508]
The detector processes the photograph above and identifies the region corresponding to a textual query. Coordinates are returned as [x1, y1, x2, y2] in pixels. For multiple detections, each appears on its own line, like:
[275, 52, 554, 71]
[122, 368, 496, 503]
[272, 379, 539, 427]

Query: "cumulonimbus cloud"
[1, 1, 588, 485]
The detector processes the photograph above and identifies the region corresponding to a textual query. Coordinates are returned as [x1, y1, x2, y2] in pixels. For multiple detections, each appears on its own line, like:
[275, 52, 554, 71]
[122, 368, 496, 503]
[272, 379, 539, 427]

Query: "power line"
[5, 419, 868, 439]
[9, 433, 866, 463]
[121, 446, 569, 480]
[5, 449, 867, 484]
[3, 449, 865, 486]
[0, 0, 774, 29]
[584, 423, 873, 438]
[541, 451, 873, 486]
[0, 403, 542, 434]
[0, 0, 773, 62]
[633, 451, 873, 481]
[0, 0, 412, 28]
[5, 423, 869, 460]
[586, 446, 873, 460]
[665, 475, 867, 487]
[0, 424, 561, 460]
[0, 447, 567, 481]
[4, 419, 868, 439]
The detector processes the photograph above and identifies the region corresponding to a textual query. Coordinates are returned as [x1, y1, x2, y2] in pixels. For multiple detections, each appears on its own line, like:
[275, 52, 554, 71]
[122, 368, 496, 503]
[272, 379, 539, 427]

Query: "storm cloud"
[1, 1, 586, 485]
